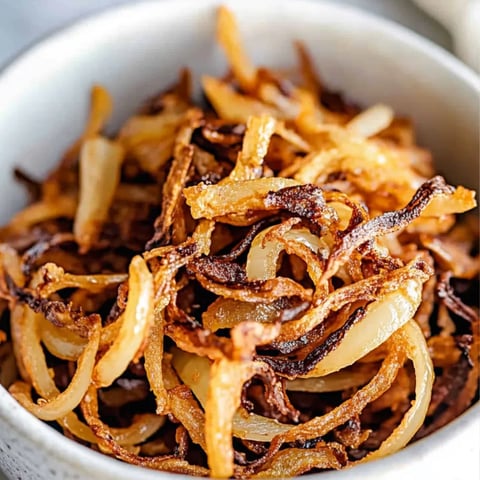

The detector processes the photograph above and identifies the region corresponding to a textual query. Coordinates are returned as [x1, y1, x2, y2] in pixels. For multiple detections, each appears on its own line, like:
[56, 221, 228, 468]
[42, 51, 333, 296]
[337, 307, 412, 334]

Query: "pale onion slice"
[302, 278, 422, 378]
[184, 177, 298, 220]
[246, 226, 329, 280]
[171, 348, 291, 442]
[39, 315, 87, 361]
[346, 104, 394, 138]
[9, 305, 30, 383]
[100, 317, 122, 347]
[171, 348, 211, 406]
[205, 358, 242, 478]
[286, 364, 375, 393]
[328, 201, 355, 230]
[10, 321, 100, 420]
[94, 255, 153, 387]
[226, 408, 291, 441]
[110, 414, 166, 446]
[74, 136, 125, 252]
[296, 128, 419, 189]
[295, 88, 327, 134]
[83, 85, 113, 140]
[59, 411, 165, 447]
[58, 413, 98, 443]
[217, 5, 257, 92]
[294, 150, 339, 184]
[205, 358, 288, 478]
[18, 307, 58, 397]
[360, 320, 434, 462]
[258, 83, 300, 118]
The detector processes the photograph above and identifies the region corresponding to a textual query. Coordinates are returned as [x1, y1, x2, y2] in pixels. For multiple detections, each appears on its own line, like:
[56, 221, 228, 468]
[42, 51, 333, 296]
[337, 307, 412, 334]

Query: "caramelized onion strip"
[74, 136, 125, 252]
[360, 320, 434, 462]
[144, 309, 168, 413]
[35, 263, 127, 297]
[81, 384, 208, 475]
[171, 349, 292, 445]
[184, 177, 298, 220]
[226, 115, 276, 182]
[217, 5, 257, 92]
[10, 320, 100, 420]
[277, 259, 430, 343]
[304, 278, 423, 377]
[272, 335, 405, 445]
[252, 446, 343, 478]
[39, 315, 87, 361]
[94, 256, 153, 387]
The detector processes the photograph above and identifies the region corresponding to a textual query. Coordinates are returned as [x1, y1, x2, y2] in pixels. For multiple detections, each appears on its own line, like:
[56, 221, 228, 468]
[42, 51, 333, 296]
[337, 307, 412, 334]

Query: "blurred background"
[0, 0, 454, 69]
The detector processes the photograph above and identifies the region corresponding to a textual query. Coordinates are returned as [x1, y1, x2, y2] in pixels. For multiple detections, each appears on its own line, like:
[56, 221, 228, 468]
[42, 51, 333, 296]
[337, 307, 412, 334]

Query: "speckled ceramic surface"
[0, 387, 181, 480]
[0, 1, 478, 479]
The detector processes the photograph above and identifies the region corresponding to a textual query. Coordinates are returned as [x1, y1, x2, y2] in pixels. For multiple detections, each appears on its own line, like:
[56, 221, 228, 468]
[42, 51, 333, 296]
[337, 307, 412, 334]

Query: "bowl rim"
[0, 0, 478, 478]
[0, 0, 479, 93]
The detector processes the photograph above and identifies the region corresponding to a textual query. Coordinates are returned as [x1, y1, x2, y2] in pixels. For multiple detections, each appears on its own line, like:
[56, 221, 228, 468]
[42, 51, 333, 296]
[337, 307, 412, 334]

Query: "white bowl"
[0, 1, 478, 479]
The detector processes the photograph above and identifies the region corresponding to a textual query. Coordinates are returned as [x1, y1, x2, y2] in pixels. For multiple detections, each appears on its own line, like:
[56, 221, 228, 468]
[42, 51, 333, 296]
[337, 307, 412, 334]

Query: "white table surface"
[0, 1, 456, 479]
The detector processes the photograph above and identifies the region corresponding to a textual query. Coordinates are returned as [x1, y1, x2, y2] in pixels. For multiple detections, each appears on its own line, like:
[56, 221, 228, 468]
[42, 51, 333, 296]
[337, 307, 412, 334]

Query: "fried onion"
[0, 5, 477, 479]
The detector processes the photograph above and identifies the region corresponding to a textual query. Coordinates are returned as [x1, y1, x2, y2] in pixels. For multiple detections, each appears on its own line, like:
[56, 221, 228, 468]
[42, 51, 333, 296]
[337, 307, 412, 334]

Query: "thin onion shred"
[0, 5, 477, 480]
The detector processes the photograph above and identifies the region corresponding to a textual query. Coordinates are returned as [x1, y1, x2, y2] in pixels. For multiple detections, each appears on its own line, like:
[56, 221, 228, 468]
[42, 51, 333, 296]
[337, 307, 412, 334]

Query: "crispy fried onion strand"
[35, 263, 127, 298]
[81, 384, 209, 475]
[252, 446, 344, 478]
[360, 320, 434, 462]
[277, 258, 431, 344]
[10, 315, 100, 420]
[246, 223, 329, 281]
[301, 278, 424, 377]
[0, 5, 478, 479]
[171, 348, 292, 444]
[268, 331, 406, 447]
[184, 178, 299, 220]
[94, 256, 153, 387]
[74, 136, 125, 253]
[205, 358, 275, 478]
[322, 176, 473, 282]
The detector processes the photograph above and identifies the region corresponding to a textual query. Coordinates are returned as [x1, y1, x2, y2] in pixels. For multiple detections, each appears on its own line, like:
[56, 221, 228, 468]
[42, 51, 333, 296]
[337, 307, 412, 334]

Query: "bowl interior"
[0, 0, 478, 479]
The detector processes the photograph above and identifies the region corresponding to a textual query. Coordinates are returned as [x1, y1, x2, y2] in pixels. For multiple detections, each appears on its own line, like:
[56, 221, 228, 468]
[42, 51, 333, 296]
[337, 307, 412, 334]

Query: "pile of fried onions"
[0, 6, 478, 479]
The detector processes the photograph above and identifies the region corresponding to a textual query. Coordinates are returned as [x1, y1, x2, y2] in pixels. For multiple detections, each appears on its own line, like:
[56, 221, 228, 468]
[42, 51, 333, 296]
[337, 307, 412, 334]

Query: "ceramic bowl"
[0, 1, 478, 479]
